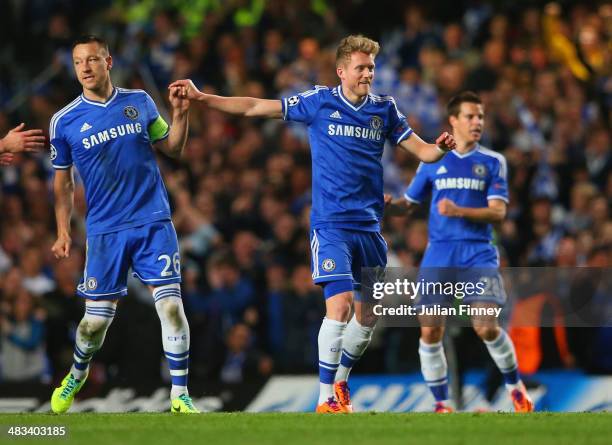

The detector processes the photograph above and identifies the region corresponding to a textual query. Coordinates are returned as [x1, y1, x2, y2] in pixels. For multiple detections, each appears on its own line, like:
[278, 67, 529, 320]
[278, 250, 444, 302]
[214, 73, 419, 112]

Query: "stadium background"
[0, 0, 610, 411]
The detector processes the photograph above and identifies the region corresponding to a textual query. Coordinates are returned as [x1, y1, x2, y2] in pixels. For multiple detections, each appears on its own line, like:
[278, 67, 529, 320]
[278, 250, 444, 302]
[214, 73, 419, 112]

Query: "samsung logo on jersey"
[328, 124, 382, 141]
[82, 123, 142, 149]
[435, 177, 486, 191]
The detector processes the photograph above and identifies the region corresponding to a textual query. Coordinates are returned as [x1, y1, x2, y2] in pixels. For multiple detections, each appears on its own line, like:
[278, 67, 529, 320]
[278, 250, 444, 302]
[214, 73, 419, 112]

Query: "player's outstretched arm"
[169, 79, 282, 119]
[0, 123, 45, 154]
[52, 168, 74, 259]
[156, 85, 190, 159]
[398, 132, 456, 163]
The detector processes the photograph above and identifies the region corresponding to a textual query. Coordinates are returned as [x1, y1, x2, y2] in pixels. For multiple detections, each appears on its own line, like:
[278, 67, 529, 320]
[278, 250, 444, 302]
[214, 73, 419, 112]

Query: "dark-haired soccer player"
[49, 35, 198, 414]
[171, 34, 456, 413]
[388, 91, 533, 413]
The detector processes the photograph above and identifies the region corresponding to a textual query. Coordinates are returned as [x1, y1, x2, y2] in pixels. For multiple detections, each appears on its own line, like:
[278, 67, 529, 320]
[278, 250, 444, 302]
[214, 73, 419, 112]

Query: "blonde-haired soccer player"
[171, 34, 455, 413]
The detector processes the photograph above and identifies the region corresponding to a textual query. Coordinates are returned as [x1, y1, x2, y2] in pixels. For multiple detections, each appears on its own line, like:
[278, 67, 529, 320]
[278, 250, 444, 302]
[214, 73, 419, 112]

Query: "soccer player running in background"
[387, 91, 533, 413]
[0, 123, 46, 165]
[49, 35, 199, 414]
[170, 35, 456, 413]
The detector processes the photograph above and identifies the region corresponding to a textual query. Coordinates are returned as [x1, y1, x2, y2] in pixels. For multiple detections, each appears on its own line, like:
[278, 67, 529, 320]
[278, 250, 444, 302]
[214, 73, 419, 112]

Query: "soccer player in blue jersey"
[49, 35, 199, 414]
[170, 35, 456, 413]
[387, 91, 533, 413]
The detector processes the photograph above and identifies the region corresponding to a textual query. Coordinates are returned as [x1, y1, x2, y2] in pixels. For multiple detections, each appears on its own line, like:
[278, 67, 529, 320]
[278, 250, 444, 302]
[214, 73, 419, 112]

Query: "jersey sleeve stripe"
[50, 98, 81, 139]
[116, 87, 146, 94]
[396, 128, 413, 144]
[477, 146, 508, 180]
[300, 86, 328, 97]
[404, 193, 420, 204]
[52, 164, 73, 169]
[487, 195, 509, 203]
[389, 97, 406, 119]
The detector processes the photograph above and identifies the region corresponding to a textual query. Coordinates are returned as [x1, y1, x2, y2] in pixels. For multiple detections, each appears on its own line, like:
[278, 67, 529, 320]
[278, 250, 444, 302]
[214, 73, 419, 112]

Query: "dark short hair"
[447, 91, 482, 117]
[72, 35, 109, 53]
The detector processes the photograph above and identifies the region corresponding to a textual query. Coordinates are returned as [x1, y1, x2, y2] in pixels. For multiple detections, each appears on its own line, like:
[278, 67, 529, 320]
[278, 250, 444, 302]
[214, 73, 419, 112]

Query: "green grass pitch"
[1, 412, 610, 445]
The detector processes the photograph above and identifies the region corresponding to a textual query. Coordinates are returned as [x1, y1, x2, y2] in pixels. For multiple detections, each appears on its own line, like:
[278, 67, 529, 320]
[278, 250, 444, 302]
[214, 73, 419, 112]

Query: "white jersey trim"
[451, 147, 478, 159]
[478, 146, 508, 180]
[50, 97, 82, 139]
[404, 193, 421, 204]
[487, 195, 509, 203]
[80, 87, 119, 108]
[116, 87, 146, 95]
[336, 85, 368, 111]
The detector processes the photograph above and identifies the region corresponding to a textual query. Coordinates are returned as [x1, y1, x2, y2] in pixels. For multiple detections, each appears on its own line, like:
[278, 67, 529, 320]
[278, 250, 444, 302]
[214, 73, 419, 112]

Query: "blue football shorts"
[415, 240, 506, 307]
[76, 220, 181, 300]
[310, 228, 387, 299]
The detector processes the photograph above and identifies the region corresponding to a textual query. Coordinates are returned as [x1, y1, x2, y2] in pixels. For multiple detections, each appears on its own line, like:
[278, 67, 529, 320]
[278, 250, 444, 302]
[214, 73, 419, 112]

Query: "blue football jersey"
[282, 86, 413, 231]
[49, 88, 171, 235]
[405, 145, 509, 242]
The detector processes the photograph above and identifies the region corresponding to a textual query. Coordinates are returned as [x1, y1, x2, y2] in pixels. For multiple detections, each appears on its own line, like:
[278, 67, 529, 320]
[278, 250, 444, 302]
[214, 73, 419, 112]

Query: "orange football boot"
[434, 402, 454, 413]
[316, 397, 346, 413]
[334, 381, 353, 413]
[511, 383, 534, 412]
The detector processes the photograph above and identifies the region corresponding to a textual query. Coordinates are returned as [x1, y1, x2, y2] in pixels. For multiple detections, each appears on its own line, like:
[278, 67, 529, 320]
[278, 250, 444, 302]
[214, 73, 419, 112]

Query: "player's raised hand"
[0, 153, 15, 166]
[435, 131, 456, 152]
[168, 79, 203, 102]
[52, 235, 72, 259]
[169, 85, 190, 113]
[0, 123, 46, 154]
[438, 198, 460, 217]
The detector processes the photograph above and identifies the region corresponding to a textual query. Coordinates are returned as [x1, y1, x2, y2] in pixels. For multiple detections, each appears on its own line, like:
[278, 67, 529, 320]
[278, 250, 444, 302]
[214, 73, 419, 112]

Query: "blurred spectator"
[20, 245, 55, 296]
[526, 196, 566, 265]
[585, 127, 611, 189]
[0, 288, 46, 382]
[217, 323, 272, 383]
[266, 263, 323, 371]
[42, 252, 83, 379]
[185, 251, 256, 332]
[565, 182, 597, 234]
[465, 39, 506, 92]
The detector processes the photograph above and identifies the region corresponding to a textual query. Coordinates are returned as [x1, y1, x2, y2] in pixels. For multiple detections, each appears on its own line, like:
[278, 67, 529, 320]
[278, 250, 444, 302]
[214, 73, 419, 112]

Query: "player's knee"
[157, 298, 185, 330]
[325, 293, 352, 322]
[474, 325, 499, 341]
[79, 317, 110, 339]
[355, 310, 378, 328]
[421, 327, 444, 344]
[327, 303, 351, 322]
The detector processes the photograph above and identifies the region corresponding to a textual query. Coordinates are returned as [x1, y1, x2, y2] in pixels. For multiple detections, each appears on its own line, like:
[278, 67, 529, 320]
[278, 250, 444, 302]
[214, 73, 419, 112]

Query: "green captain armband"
[148, 116, 170, 143]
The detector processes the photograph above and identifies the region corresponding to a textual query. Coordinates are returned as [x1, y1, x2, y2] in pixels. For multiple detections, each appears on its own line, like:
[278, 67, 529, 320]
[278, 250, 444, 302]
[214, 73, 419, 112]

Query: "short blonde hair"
[335, 35, 380, 66]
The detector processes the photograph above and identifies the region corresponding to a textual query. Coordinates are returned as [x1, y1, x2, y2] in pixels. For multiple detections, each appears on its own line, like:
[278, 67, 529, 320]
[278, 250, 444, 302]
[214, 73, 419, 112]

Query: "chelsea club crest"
[322, 258, 336, 272]
[86, 277, 98, 290]
[472, 163, 487, 177]
[369, 116, 383, 130]
[124, 106, 139, 120]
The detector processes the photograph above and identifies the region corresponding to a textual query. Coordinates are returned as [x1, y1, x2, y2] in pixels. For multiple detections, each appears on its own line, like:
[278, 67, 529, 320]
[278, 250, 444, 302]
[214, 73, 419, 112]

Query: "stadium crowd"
[0, 0, 610, 388]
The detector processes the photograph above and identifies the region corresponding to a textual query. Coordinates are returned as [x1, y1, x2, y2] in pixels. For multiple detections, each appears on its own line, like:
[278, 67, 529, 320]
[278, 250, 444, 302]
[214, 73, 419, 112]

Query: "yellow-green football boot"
[171, 394, 200, 414]
[51, 372, 88, 414]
